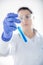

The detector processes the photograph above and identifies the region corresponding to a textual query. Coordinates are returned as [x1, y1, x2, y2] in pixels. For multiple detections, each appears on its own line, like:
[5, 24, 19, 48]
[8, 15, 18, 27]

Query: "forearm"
[0, 38, 10, 56]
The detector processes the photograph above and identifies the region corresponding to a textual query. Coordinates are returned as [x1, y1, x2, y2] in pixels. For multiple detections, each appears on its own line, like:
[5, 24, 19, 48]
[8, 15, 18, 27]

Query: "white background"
[0, 0, 43, 65]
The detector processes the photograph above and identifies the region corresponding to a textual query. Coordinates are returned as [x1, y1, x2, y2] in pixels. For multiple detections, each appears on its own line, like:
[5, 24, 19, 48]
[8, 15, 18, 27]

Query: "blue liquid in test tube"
[17, 26, 27, 42]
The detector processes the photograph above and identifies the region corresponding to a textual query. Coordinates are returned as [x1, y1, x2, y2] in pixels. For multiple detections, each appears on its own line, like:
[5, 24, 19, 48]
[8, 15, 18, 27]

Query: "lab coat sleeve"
[0, 39, 9, 56]
[0, 33, 18, 56]
[0, 33, 14, 56]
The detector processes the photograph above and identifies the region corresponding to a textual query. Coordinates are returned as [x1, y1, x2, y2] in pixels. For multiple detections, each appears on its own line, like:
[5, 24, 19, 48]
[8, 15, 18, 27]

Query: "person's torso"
[11, 32, 43, 65]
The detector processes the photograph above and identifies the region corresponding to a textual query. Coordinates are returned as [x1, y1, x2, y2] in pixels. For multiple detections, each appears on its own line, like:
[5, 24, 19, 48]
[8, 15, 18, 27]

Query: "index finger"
[7, 13, 18, 18]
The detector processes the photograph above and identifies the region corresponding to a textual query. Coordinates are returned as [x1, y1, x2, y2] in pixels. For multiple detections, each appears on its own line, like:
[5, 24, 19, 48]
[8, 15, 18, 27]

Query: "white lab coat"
[0, 31, 43, 65]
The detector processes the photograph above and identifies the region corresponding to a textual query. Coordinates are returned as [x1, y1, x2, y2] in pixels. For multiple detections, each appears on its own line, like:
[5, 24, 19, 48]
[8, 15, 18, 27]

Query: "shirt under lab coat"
[0, 31, 43, 65]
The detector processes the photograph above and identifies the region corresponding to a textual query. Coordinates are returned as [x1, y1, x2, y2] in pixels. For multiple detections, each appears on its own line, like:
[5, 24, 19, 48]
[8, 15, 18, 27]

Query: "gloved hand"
[1, 13, 21, 41]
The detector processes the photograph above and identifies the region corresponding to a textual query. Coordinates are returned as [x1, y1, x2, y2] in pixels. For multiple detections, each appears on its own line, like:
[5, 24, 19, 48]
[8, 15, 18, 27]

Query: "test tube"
[17, 26, 27, 42]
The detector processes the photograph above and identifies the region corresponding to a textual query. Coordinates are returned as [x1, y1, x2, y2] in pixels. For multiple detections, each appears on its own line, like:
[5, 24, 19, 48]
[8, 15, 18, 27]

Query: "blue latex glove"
[1, 13, 21, 42]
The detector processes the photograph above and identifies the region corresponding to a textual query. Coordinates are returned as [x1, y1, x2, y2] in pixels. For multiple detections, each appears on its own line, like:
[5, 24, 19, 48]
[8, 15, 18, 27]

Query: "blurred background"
[0, 0, 43, 65]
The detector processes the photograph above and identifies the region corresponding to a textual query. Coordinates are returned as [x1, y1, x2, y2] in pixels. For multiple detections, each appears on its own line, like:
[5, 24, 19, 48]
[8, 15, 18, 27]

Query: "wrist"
[1, 32, 13, 42]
